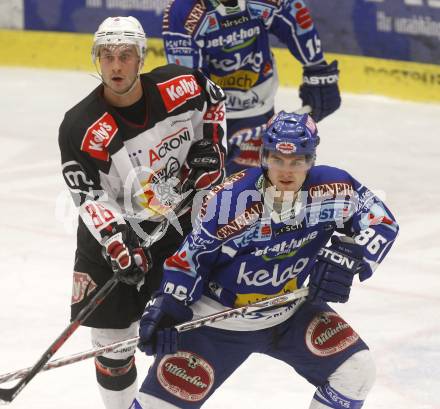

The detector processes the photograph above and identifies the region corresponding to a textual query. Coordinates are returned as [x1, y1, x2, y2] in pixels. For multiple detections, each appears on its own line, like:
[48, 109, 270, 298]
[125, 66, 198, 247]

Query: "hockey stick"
[140, 188, 195, 249]
[0, 190, 196, 404]
[0, 287, 309, 385]
[0, 275, 119, 404]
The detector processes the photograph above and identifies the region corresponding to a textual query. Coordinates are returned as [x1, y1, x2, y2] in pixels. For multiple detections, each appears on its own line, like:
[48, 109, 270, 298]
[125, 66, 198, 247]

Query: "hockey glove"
[299, 60, 341, 122]
[308, 236, 364, 304]
[138, 294, 193, 356]
[102, 224, 152, 286]
[181, 139, 224, 192]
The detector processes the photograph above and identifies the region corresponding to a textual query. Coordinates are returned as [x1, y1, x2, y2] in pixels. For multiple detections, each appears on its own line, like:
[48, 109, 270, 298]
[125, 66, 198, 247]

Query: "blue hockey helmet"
[261, 111, 320, 169]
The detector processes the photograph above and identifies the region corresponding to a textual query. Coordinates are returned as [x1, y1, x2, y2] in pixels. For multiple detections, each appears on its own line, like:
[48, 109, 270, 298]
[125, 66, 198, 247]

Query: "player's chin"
[109, 81, 130, 94]
[276, 181, 297, 192]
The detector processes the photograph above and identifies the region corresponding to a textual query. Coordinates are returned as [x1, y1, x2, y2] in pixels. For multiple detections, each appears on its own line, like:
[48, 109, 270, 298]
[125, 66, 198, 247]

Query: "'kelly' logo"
[81, 112, 118, 161]
[158, 75, 202, 112]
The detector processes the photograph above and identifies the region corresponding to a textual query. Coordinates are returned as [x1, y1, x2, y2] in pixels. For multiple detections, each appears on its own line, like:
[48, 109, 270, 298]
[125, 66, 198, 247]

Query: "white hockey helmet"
[92, 16, 147, 64]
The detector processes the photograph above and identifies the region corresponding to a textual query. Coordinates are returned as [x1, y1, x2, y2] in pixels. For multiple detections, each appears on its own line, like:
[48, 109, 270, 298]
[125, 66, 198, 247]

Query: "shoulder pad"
[152, 70, 204, 113]
[199, 170, 251, 217]
[164, 0, 207, 35]
[185, 0, 207, 35]
[194, 70, 226, 104]
[306, 166, 354, 199]
[80, 112, 118, 161]
[147, 64, 194, 80]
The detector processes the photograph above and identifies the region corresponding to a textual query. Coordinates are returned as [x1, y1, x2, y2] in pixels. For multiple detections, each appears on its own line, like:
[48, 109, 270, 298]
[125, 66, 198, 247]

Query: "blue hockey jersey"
[162, 0, 325, 119]
[160, 166, 399, 330]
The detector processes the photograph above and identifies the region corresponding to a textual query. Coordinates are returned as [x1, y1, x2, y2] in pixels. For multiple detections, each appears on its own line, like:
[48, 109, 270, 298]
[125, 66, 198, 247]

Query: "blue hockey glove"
[138, 294, 193, 356]
[308, 236, 364, 304]
[299, 60, 341, 122]
[102, 224, 152, 286]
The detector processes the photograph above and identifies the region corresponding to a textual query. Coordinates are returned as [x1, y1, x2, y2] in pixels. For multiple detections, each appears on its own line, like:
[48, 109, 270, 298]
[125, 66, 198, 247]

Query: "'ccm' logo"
[157, 75, 202, 112]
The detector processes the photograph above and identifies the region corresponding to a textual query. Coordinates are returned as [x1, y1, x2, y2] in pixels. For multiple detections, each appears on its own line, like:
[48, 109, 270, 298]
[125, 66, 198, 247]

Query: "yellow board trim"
[234, 278, 298, 307]
[274, 48, 440, 103]
[1, 29, 439, 103]
[0, 30, 165, 72]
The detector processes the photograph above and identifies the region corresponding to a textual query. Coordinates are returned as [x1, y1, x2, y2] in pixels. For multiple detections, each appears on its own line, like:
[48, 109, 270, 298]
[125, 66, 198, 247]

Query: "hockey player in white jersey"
[130, 111, 399, 408]
[58, 16, 227, 409]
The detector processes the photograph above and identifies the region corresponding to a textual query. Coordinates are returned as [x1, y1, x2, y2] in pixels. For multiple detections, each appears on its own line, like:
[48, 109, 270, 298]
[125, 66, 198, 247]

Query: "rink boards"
[1, 28, 439, 103]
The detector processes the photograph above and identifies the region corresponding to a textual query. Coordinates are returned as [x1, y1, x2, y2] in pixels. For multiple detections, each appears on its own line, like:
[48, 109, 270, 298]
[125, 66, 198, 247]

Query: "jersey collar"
[208, 0, 246, 15]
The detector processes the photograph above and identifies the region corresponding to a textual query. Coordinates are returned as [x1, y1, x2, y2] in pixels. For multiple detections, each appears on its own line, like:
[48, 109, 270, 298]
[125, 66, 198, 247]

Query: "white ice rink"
[0, 67, 439, 409]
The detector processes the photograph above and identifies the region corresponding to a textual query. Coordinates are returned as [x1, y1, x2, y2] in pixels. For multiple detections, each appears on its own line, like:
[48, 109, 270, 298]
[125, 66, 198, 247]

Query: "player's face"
[98, 45, 140, 95]
[266, 151, 311, 192]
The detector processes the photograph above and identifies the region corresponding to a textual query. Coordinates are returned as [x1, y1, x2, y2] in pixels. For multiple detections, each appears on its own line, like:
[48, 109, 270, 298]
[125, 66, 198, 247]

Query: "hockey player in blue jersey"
[131, 111, 399, 409]
[162, 0, 341, 173]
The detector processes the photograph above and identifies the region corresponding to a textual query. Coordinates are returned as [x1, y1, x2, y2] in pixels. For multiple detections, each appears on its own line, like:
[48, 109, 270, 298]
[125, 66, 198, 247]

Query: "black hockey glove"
[181, 139, 224, 192]
[102, 224, 152, 285]
[299, 60, 341, 122]
[138, 294, 193, 356]
[308, 236, 364, 304]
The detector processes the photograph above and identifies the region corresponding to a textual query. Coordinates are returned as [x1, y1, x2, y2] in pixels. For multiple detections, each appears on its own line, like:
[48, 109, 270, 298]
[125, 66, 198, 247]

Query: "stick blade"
[0, 383, 23, 404]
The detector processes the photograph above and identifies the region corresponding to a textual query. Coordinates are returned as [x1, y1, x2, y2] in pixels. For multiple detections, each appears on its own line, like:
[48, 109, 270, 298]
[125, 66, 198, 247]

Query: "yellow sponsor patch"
[234, 278, 298, 307]
[211, 70, 258, 90]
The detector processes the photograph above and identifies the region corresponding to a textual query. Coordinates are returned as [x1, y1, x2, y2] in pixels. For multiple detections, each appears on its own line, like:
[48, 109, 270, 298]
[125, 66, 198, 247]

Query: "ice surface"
[0, 67, 439, 409]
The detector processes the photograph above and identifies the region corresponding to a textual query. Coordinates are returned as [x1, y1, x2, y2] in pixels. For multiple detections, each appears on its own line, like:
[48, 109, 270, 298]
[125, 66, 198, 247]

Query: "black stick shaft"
[0, 189, 197, 404]
[0, 276, 119, 404]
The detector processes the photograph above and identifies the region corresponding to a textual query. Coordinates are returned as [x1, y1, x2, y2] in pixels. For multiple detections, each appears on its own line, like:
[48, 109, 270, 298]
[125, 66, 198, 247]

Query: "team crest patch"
[276, 141, 296, 154]
[305, 312, 359, 356]
[71, 272, 97, 305]
[157, 351, 214, 402]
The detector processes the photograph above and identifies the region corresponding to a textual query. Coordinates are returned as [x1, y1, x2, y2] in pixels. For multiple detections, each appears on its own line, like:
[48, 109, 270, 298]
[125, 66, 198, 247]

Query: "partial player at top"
[162, 0, 341, 173]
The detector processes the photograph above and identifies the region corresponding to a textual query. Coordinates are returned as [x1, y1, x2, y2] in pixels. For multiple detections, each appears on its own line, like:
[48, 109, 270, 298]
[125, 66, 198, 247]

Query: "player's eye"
[292, 159, 306, 167]
[119, 52, 134, 63]
[101, 54, 114, 63]
[270, 157, 283, 166]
